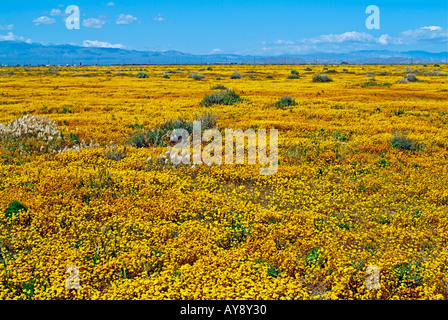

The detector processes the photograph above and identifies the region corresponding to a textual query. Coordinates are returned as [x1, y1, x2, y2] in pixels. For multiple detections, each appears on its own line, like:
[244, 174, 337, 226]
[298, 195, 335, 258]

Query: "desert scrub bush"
[362, 81, 392, 87]
[266, 74, 274, 79]
[211, 84, 228, 90]
[287, 71, 300, 79]
[428, 70, 448, 76]
[313, 74, 332, 82]
[390, 131, 423, 151]
[114, 72, 130, 77]
[290, 70, 299, 76]
[405, 73, 418, 82]
[195, 111, 218, 130]
[397, 73, 419, 84]
[201, 90, 243, 107]
[136, 72, 149, 78]
[230, 72, 243, 79]
[273, 95, 297, 109]
[162, 74, 171, 79]
[304, 67, 312, 71]
[189, 73, 205, 80]
[128, 112, 218, 148]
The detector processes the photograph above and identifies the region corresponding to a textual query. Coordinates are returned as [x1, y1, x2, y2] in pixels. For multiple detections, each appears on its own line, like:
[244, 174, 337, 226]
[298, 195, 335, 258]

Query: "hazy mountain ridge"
[0, 41, 446, 65]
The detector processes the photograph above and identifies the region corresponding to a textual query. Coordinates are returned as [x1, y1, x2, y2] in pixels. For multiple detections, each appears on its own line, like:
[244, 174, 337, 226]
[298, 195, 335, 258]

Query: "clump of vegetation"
[201, 89, 243, 107]
[392, 262, 424, 289]
[313, 74, 332, 82]
[390, 131, 423, 151]
[304, 67, 312, 71]
[405, 73, 418, 82]
[397, 73, 419, 84]
[362, 81, 392, 87]
[266, 74, 274, 79]
[114, 72, 130, 77]
[273, 95, 297, 109]
[162, 74, 171, 79]
[105, 145, 127, 161]
[5, 201, 28, 219]
[305, 247, 326, 268]
[211, 84, 228, 90]
[129, 112, 218, 148]
[230, 72, 243, 79]
[0, 115, 99, 164]
[428, 70, 448, 76]
[136, 72, 149, 78]
[189, 73, 205, 80]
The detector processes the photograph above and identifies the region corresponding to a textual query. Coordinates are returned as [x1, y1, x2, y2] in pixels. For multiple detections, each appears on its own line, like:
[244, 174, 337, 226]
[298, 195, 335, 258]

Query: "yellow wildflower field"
[0, 64, 448, 300]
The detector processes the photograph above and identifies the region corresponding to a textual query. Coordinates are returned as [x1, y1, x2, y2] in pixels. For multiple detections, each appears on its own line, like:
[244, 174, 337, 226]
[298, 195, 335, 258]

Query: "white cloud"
[210, 48, 223, 54]
[83, 40, 124, 49]
[378, 34, 392, 45]
[153, 14, 165, 22]
[400, 26, 447, 43]
[421, 26, 442, 31]
[116, 14, 138, 25]
[50, 9, 62, 16]
[106, 2, 115, 6]
[0, 32, 31, 43]
[0, 24, 14, 30]
[33, 16, 56, 25]
[260, 26, 448, 54]
[82, 18, 107, 29]
[308, 31, 375, 44]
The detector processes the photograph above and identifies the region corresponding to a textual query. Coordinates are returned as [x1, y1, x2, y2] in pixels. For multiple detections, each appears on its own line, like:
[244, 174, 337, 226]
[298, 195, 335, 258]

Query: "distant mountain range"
[0, 41, 447, 65]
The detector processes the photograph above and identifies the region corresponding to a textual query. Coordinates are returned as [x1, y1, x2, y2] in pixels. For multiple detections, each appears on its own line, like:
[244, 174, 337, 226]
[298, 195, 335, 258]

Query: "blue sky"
[0, 0, 447, 54]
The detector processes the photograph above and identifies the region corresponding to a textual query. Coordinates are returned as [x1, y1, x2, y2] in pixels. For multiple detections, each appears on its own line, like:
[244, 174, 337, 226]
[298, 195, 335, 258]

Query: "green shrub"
[201, 90, 243, 107]
[362, 81, 392, 87]
[211, 84, 228, 90]
[195, 111, 218, 130]
[266, 74, 274, 79]
[128, 112, 218, 148]
[128, 132, 148, 148]
[230, 72, 242, 79]
[162, 74, 171, 79]
[114, 72, 129, 77]
[136, 72, 149, 78]
[189, 73, 205, 80]
[405, 73, 418, 82]
[313, 74, 332, 82]
[274, 95, 296, 109]
[5, 201, 28, 219]
[290, 70, 299, 76]
[304, 67, 312, 71]
[390, 131, 422, 151]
